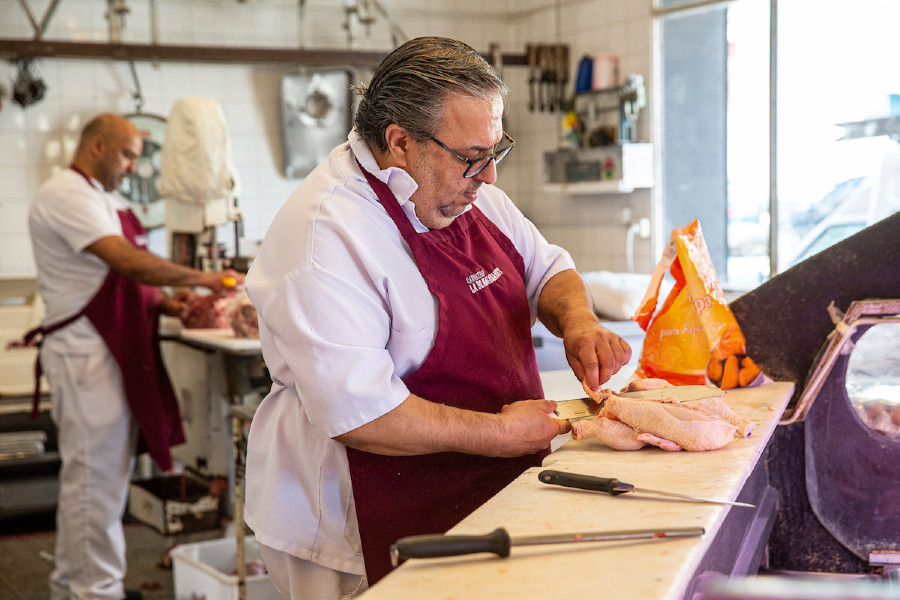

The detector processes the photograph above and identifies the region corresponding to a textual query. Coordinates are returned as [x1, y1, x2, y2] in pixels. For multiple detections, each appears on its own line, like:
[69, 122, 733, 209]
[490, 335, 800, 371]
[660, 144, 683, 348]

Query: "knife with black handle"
[538, 469, 632, 495]
[539, 470, 756, 507]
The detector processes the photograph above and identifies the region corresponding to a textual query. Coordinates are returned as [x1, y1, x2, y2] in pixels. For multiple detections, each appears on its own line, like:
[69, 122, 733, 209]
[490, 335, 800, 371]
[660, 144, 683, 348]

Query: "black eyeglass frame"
[429, 132, 516, 179]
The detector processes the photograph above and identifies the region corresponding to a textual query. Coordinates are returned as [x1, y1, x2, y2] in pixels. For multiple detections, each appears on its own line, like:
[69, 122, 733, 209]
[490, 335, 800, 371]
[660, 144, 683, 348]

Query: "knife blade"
[619, 385, 725, 401]
[390, 525, 705, 565]
[553, 397, 602, 421]
[554, 385, 725, 422]
[538, 470, 756, 508]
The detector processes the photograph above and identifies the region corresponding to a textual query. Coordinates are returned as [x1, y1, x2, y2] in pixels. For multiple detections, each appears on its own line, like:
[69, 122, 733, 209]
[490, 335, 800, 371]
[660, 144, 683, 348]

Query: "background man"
[28, 113, 242, 600]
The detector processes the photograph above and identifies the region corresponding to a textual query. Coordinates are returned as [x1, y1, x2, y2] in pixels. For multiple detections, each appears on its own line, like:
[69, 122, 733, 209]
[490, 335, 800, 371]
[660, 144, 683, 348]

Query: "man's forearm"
[335, 395, 506, 456]
[536, 269, 632, 388]
[537, 269, 598, 337]
[114, 248, 209, 287]
[335, 394, 563, 458]
[86, 235, 224, 289]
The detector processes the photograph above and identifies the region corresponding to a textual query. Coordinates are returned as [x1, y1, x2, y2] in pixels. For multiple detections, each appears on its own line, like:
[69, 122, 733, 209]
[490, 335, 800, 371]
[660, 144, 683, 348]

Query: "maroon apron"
[347, 164, 547, 583]
[28, 167, 184, 471]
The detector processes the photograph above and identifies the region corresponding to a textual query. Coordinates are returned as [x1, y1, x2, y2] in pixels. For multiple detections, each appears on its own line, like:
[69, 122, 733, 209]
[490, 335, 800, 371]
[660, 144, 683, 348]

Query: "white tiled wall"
[0, 0, 654, 277]
[502, 0, 655, 273]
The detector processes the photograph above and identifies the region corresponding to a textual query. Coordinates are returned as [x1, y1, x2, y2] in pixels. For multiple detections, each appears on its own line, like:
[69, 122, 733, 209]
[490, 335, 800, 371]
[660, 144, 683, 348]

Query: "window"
[776, 0, 900, 272]
[656, 0, 900, 288]
[657, 0, 770, 289]
[847, 322, 900, 439]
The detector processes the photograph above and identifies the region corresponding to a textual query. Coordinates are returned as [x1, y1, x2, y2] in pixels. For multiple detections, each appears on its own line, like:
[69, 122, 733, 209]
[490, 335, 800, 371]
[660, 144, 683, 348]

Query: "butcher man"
[244, 36, 632, 599]
[28, 113, 242, 600]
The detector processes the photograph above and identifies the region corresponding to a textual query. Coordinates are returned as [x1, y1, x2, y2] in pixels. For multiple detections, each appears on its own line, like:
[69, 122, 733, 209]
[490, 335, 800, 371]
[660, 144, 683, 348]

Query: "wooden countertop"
[359, 381, 794, 600]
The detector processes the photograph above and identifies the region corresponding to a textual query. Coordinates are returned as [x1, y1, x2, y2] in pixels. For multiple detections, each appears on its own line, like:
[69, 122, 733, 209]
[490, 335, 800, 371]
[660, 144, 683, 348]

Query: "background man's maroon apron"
[348, 165, 548, 583]
[28, 167, 184, 471]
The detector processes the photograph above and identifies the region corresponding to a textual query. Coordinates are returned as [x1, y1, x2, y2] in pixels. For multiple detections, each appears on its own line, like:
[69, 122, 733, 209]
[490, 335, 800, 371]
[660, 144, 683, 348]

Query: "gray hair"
[353, 37, 509, 154]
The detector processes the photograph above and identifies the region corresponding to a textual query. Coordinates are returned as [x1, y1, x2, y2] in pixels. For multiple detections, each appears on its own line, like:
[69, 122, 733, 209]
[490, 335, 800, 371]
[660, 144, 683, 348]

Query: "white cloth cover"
[581, 270, 674, 321]
[159, 96, 241, 205]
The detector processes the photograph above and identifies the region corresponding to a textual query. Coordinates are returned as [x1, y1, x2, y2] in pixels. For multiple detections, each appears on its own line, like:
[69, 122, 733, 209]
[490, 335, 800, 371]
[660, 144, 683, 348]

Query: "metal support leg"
[232, 409, 247, 600]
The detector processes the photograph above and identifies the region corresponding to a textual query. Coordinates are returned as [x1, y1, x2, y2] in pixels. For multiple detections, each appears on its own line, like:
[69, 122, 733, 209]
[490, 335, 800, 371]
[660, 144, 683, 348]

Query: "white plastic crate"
[170, 536, 280, 600]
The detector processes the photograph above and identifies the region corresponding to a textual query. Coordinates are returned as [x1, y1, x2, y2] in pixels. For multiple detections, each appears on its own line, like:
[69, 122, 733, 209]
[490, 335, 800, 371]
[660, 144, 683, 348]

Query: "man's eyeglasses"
[429, 132, 516, 179]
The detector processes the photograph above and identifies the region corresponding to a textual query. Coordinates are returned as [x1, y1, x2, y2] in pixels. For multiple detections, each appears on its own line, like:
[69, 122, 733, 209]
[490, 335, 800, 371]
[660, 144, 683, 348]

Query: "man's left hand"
[562, 316, 632, 392]
[537, 270, 633, 392]
[160, 289, 195, 317]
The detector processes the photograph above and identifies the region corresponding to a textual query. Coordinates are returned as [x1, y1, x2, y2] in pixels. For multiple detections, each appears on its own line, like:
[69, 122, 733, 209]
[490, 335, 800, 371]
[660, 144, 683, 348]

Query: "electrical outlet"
[639, 218, 651, 239]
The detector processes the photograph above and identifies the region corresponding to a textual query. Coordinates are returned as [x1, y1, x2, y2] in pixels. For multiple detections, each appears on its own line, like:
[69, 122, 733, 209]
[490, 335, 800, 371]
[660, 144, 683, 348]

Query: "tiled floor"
[0, 511, 226, 600]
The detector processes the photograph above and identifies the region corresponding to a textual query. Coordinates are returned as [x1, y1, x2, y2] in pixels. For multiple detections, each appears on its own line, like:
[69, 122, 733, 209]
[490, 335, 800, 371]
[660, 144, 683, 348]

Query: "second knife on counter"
[539, 470, 756, 508]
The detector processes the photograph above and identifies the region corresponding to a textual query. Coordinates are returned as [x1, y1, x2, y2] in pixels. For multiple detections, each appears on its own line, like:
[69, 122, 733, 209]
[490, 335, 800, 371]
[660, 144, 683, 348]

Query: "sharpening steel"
[390, 526, 705, 565]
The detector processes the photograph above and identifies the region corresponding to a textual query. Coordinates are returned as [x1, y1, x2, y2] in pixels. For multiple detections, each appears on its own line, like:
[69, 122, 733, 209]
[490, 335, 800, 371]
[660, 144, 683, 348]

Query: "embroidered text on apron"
[347, 164, 547, 583]
[28, 167, 184, 471]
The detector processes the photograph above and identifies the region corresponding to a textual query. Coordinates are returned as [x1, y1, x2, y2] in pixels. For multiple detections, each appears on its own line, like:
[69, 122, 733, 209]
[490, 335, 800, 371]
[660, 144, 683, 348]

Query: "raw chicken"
[580, 380, 613, 403]
[634, 432, 683, 452]
[571, 377, 752, 451]
[683, 397, 755, 437]
[621, 378, 673, 393]
[571, 417, 647, 450]
[604, 395, 738, 452]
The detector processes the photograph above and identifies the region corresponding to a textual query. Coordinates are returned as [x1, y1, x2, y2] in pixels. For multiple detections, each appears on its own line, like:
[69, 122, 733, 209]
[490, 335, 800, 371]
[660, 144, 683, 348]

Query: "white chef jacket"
[29, 169, 130, 354]
[244, 130, 576, 576]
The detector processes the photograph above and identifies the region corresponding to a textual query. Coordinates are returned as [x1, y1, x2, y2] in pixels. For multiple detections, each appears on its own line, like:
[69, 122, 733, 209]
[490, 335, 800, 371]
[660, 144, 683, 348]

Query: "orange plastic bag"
[631, 220, 763, 389]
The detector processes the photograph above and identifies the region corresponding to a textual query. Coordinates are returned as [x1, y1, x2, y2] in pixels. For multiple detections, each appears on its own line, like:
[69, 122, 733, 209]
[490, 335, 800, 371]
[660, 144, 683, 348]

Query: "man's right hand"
[497, 399, 571, 457]
[200, 269, 245, 293]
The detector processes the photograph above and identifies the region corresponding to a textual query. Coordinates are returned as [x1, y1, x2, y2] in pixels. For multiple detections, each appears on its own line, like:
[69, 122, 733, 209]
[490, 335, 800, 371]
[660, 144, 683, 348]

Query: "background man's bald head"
[72, 113, 142, 191]
[78, 114, 139, 152]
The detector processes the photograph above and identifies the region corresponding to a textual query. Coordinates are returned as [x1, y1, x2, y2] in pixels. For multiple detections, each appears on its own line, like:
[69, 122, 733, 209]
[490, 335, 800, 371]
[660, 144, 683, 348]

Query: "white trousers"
[42, 347, 138, 600]
[257, 542, 368, 600]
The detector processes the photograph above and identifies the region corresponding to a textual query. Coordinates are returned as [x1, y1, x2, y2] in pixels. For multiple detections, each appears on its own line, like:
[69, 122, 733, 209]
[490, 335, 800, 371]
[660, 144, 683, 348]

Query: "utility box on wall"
[543, 143, 654, 194]
[281, 68, 356, 179]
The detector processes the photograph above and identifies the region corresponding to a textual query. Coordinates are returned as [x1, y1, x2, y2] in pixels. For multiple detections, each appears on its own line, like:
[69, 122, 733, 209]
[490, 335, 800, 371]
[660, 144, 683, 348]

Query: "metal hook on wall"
[12, 56, 47, 108]
[128, 60, 143, 114]
[106, 0, 130, 44]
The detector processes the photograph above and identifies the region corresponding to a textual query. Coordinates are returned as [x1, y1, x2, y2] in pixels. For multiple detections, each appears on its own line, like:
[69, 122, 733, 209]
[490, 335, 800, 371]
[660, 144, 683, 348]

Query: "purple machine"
[729, 212, 900, 577]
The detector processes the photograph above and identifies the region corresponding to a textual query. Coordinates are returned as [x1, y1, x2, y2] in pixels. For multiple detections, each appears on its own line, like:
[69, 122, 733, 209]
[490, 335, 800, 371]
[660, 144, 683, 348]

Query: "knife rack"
[486, 43, 571, 114]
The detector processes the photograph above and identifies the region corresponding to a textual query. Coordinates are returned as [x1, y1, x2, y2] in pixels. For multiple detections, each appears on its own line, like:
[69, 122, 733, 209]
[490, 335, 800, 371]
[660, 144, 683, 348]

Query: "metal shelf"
[0, 38, 390, 66]
[542, 143, 654, 195]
